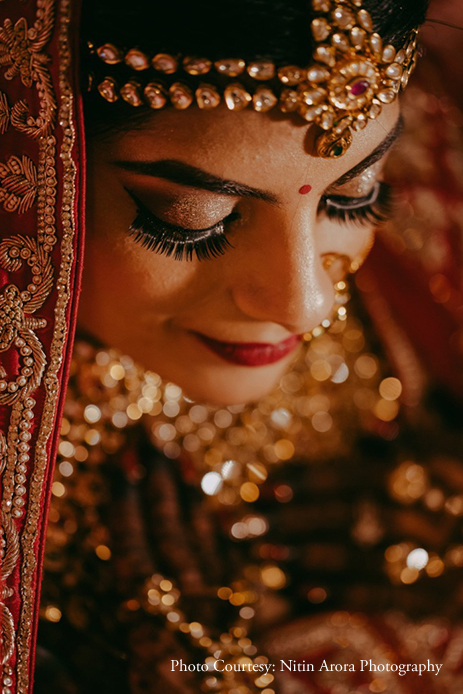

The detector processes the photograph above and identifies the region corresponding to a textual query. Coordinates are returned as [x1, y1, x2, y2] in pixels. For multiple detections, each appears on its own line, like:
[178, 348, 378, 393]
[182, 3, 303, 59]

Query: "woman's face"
[80, 101, 399, 404]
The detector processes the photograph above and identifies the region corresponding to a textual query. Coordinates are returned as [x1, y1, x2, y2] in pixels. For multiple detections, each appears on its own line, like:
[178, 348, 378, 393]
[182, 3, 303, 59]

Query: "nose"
[230, 208, 335, 335]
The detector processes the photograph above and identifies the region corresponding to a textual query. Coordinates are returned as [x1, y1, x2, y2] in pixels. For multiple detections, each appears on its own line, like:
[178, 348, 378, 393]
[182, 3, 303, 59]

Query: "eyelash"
[126, 189, 237, 262]
[126, 181, 393, 262]
[318, 181, 393, 226]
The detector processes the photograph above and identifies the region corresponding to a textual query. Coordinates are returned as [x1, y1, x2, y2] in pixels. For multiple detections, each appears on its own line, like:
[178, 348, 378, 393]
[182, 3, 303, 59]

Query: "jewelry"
[42, 291, 463, 692]
[348, 229, 375, 272]
[42, 297, 374, 694]
[88, 0, 419, 158]
[44, 268, 463, 692]
[42, 285, 379, 693]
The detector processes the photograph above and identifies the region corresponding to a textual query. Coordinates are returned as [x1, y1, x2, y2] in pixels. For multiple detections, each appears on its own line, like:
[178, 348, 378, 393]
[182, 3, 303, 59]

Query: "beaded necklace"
[41, 296, 454, 694]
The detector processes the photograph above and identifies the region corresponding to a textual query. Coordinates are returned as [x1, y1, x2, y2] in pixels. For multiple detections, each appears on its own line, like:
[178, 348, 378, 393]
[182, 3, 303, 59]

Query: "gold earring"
[348, 230, 375, 273]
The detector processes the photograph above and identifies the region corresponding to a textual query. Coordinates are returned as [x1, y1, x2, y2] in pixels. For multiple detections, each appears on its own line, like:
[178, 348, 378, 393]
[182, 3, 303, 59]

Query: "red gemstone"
[351, 79, 369, 96]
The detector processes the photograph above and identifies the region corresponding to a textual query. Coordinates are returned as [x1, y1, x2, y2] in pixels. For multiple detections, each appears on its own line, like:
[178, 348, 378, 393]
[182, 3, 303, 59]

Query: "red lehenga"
[1, 1, 463, 693]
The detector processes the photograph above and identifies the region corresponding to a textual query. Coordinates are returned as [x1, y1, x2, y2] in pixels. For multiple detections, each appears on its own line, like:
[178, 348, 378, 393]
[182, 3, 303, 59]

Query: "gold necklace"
[42, 289, 409, 694]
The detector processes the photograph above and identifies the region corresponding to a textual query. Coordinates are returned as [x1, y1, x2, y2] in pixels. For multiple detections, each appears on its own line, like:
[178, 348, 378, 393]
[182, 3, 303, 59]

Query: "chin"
[129, 338, 303, 406]
[90, 330, 297, 406]
[170, 362, 290, 406]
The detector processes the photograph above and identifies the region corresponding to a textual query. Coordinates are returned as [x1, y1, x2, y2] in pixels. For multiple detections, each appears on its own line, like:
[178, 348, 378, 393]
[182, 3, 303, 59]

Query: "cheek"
[83, 231, 208, 320]
[84, 175, 206, 317]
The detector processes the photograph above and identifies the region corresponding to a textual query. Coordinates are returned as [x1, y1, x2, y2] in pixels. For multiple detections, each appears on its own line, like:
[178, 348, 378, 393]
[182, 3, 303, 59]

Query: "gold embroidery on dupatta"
[16, 0, 76, 689]
[0, 90, 10, 134]
[0, 0, 56, 138]
[0, 155, 38, 213]
[1, 513, 20, 665]
[0, 0, 76, 689]
[0, 242, 52, 405]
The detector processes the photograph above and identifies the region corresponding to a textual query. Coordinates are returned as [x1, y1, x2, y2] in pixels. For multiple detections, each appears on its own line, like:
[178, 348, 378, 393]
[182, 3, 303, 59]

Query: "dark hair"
[81, 0, 429, 134]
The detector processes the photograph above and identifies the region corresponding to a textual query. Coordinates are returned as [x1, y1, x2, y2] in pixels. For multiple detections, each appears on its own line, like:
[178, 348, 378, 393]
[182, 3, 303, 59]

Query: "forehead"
[91, 101, 400, 191]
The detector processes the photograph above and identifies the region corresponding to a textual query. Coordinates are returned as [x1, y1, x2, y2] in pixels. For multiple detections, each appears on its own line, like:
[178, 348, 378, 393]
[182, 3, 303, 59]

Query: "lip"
[194, 332, 301, 367]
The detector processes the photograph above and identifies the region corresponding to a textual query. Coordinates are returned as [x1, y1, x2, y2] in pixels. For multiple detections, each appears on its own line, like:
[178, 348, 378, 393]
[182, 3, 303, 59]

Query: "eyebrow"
[113, 158, 280, 204]
[113, 116, 403, 202]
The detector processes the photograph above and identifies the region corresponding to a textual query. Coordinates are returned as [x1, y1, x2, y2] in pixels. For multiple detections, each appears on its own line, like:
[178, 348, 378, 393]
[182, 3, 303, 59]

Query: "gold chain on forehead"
[88, 0, 419, 158]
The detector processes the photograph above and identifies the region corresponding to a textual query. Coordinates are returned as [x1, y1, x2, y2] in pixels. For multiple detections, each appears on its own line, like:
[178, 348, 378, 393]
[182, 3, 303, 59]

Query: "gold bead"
[96, 43, 123, 64]
[224, 83, 251, 111]
[382, 44, 396, 63]
[247, 61, 275, 81]
[311, 17, 331, 42]
[332, 6, 355, 30]
[183, 56, 212, 75]
[152, 53, 179, 74]
[125, 49, 150, 71]
[144, 82, 168, 109]
[312, 0, 331, 11]
[169, 82, 193, 109]
[279, 88, 299, 113]
[120, 81, 143, 107]
[350, 26, 366, 48]
[314, 45, 336, 67]
[252, 87, 278, 113]
[277, 65, 305, 86]
[307, 65, 330, 83]
[195, 84, 221, 110]
[214, 58, 246, 77]
[97, 77, 119, 103]
[357, 9, 373, 32]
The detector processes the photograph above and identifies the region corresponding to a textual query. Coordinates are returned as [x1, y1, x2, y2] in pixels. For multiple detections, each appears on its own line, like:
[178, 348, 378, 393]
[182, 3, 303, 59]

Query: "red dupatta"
[0, 0, 84, 690]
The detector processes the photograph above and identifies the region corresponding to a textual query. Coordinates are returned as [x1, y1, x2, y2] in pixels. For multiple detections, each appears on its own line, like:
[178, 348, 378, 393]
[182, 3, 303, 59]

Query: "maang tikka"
[89, 0, 419, 159]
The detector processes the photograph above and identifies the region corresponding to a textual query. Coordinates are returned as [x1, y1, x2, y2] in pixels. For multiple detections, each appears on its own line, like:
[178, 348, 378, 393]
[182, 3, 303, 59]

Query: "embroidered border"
[0, 0, 77, 690]
[15, 0, 76, 688]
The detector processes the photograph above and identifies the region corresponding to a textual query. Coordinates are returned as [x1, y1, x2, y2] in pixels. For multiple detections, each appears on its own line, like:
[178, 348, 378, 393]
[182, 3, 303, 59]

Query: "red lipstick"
[195, 333, 300, 367]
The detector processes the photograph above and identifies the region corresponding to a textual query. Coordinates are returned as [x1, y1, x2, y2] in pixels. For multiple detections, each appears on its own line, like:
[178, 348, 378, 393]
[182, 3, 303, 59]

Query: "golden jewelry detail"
[43, 309, 463, 691]
[43, 308, 370, 694]
[42, 295, 413, 693]
[41, 281, 357, 694]
[348, 230, 376, 273]
[90, 0, 419, 158]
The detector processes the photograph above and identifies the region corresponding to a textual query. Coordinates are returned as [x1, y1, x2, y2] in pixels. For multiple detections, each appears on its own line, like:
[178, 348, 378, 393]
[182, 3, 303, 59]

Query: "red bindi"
[298, 184, 312, 195]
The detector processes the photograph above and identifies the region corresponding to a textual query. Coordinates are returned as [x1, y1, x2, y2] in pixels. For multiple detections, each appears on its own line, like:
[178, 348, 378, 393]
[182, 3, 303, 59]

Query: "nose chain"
[303, 270, 350, 343]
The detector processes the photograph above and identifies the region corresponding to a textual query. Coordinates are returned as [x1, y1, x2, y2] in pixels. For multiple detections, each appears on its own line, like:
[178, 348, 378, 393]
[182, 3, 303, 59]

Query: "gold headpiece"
[90, 0, 419, 158]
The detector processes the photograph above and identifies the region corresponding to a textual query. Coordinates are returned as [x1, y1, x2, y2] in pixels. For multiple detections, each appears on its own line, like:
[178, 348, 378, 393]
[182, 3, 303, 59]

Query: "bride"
[2, 0, 463, 692]
[79, 0, 414, 407]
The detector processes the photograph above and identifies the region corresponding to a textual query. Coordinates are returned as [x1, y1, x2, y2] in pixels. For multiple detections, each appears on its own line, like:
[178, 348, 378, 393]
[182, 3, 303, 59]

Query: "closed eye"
[124, 187, 239, 261]
[318, 181, 394, 226]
